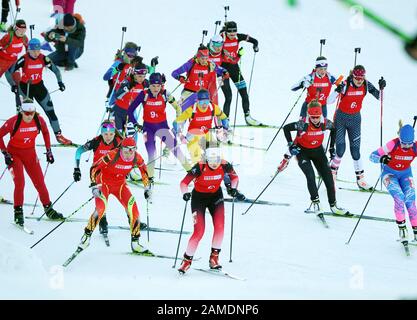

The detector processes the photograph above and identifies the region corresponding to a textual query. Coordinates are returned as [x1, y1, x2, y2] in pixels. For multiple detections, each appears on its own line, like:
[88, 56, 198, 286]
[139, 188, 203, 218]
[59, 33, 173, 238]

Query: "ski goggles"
[211, 41, 223, 48]
[309, 115, 321, 120]
[226, 28, 237, 33]
[101, 122, 116, 133]
[353, 75, 365, 81]
[133, 68, 147, 75]
[23, 111, 35, 116]
[124, 48, 137, 58]
[198, 99, 210, 105]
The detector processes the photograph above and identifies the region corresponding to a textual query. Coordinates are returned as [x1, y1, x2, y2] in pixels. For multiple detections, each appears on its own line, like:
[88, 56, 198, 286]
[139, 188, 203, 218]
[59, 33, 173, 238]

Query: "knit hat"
[352, 65, 366, 79]
[315, 56, 328, 68]
[63, 14, 76, 27]
[225, 21, 237, 33]
[399, 124, 414, 144]
[21, 99, 36, 112]
[100, 121, 116, 134]
[149, 72, 162, 85]
[121, 137, 136, 149]
[15, 19, 26, 29]
[196, 44, 209, 58]
[197, 89, 210, 101]
[28, 38, 41, 50]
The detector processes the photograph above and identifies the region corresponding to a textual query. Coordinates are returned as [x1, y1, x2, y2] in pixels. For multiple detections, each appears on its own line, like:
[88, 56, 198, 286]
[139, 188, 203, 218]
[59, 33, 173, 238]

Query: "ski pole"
[229, 197, 235, 262]
[173, 200, 188, 268]
[158, 140, 163, 180]
[146, 200, 150, 242]
[266, 88, 306, 152]
[30, 163, 49, 215]
[248, 52, 257, 95]
[214, 20, 221, 34]
[31, 196, 94, 249]
[413, 116, 417, 128]
[380, 83, 384, 190]
[319, 39, 326, 56]
[85, 109, 107, 163]
[30, 24, 35, 40]
[37, 181, 75, 221]
[346, 176, 381, 245]
[354, 47, 361, 67]
[201, 30, 208, 45]
[224, 6, 229, 23]
[0, 167, 7, 182]
[49, 88, 61, 95]
[9, 0, 15, 26]
[242, 171, 280, 215]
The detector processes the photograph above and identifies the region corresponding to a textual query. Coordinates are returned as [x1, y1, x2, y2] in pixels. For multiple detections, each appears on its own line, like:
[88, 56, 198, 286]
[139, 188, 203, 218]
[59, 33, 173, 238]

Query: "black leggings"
[1, 0, 9, 23]
[220, 62, 250, 117]
[296, 146, 336, 204]
[20, 81, 61, 134]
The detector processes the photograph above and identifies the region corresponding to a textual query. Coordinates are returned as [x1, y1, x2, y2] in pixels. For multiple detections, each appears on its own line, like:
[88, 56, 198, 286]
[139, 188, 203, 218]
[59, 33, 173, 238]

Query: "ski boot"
[78, 228, 92, 250]
[398, 222, 408, 244]
[244, 113, 263, 126]
[14, 206, 24, 226]
[311, 198, 324, 216]
[131, 236, 148, 253]
[99, 215, 108, 235]
[330, 202, 351, 216]
[55, 131, 73, 145]
[0, 22, 7, 32]
[209, 248, 222, 270]
[178, 254, 193, 274]
[412, 227, 417, 244]
[355, 170, 373, 191]
[44, 203, 64, 220]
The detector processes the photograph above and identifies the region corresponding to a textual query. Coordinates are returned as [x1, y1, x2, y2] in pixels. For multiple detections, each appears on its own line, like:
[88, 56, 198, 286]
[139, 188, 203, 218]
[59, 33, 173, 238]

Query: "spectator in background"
[52, 0, 76, 15]
[43, 13, 85, 71]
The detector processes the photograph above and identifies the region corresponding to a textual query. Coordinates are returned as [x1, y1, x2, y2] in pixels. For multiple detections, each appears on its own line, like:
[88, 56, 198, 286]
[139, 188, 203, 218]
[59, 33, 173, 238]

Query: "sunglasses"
[353, 76, 365, 81]
[227, 29, 237, 33]
[211, 41, 223, 48]
[310, 116, 321, 120]
[23, 111, 35, 116]
[401, 142, 413, 148]
[122, 146, 136, 151]
[198, 99, 210, 105]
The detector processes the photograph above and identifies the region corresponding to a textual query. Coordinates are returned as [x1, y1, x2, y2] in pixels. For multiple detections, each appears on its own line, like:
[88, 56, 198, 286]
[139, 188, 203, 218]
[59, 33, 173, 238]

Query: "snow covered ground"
[1, 0, 417, 299]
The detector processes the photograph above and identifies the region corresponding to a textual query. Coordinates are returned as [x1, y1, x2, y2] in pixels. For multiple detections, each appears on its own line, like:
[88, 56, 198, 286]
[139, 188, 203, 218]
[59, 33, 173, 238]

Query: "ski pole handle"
[413, 116, 417, 128]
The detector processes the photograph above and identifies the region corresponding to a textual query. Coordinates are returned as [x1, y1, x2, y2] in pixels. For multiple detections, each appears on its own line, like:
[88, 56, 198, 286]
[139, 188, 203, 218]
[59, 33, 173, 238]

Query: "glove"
[90, 183, 102, 198]
[221, 118, 229, 130]
[277, 154, 291, 173]
[183, 192, 191, 201]
[178, 76, 187, 84]
[11, 85, 18, 93]
[222, 71, 230, 81]
[380, 155, 391, 164]
[302, 79, 312, 88]
[229, 188, 238, 198]
[253, 45, 259, 53]
[378, 77, 386, 90]
[134, 123, 143, 133]
[144, 189, 152, 200]
[2, 150, 13, 166]
[329, 147, 336, 160]
[288, 143, 301, 156]
[117, 62, 126, 71]
[45, 148, 54, 164]
[151, 56, 159, 67]
[335, 82, 345, 93]
[73, 168, 81, 182]
[238, 47, 245, 57]
[58, 81, 65, 92]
